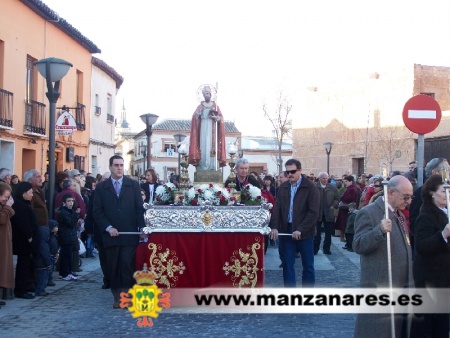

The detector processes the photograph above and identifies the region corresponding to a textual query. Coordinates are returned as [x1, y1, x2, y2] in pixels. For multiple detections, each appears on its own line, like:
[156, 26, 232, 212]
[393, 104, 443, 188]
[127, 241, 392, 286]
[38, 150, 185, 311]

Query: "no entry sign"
[402, 95, 441, 134]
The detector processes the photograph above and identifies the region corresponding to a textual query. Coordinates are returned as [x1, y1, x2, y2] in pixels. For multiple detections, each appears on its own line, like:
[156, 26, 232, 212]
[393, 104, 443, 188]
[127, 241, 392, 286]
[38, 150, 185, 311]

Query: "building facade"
[293, 64, 450, 177]
[0, 0, 122, 179]
[89, 57, 123, 176]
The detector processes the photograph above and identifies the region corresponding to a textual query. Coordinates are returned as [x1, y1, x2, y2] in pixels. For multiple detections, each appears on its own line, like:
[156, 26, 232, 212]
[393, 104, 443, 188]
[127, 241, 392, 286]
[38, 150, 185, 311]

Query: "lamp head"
[323, 142, 333, 153]
[228, 143, 238, 155]
[140, 113, 159, 126]
[173, 134, 187, 144]
[178, 143, 188, 155]
[35, 57, 73, 82]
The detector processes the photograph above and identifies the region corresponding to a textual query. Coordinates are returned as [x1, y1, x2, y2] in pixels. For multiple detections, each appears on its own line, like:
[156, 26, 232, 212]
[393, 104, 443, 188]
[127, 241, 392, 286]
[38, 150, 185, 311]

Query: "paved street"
[0, 236, 360, 337]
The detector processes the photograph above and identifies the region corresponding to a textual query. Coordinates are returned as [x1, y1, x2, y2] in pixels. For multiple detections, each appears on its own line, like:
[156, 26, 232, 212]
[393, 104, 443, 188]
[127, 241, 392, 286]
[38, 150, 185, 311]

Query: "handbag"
[338, 201, 349, 211]
[78, 238, 86, 255]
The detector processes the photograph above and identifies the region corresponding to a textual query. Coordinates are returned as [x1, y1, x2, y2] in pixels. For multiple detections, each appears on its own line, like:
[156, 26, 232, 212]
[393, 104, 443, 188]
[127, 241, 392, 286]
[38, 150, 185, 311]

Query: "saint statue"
[188, 85, 227, 170]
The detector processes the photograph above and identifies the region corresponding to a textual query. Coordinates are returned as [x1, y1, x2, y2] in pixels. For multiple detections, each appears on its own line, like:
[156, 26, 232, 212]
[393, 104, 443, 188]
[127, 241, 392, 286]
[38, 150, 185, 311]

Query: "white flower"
[202, 189, 214, 201]
[165, 182, 176, 190]
[187, 187, 196, 199]
[248, 185, 262, 200]
[155, 185, 165, 195]
[222, 189, 230, 199]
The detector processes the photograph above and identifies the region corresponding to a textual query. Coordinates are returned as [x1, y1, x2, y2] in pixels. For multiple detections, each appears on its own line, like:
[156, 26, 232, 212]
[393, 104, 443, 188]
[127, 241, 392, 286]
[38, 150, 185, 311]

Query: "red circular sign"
[402, 95, 441, 134]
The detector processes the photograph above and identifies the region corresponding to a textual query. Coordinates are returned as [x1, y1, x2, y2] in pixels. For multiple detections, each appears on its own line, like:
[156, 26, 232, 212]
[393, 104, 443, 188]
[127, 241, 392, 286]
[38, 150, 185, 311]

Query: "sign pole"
[402, 94, 442, 186]
[417, 134, 425, 186]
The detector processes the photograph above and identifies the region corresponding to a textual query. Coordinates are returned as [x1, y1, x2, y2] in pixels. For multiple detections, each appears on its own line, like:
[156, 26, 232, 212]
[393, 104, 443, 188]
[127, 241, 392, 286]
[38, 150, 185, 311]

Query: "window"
[0, 40, 4, 88]
[94, 94, 101, 115]
[24, 56, 45, 135]
[74, 155, 85, 171]
[106, 94, 114, 123]
[26, 55, 37, 103]
[76, 70, 83, 102]
[164, 143, 176, 152]
[76, 103, 86, 130]
[420, 92, 435, 98]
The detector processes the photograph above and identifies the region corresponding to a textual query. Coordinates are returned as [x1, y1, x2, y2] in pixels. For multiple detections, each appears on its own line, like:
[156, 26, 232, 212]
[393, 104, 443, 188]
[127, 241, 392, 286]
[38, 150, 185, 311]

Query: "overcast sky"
[41, 0, 450, 136]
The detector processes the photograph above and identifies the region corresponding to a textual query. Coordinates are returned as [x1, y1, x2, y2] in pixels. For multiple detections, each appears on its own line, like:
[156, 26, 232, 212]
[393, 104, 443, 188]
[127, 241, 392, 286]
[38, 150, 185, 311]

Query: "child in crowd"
[34, 225, 52, 296]
[47, 220, 59, 287]
[56, 194, 79, 281]
[344, 202, 358, 252]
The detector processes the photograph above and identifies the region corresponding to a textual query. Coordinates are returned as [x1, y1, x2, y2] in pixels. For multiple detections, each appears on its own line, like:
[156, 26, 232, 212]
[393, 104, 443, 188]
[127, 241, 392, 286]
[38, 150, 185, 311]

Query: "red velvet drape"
[136, 233, 264, 288]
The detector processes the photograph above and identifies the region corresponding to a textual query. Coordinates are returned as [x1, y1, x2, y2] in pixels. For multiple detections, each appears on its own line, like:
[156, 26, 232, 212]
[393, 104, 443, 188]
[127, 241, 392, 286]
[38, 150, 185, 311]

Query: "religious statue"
[188, 85, 227, 170]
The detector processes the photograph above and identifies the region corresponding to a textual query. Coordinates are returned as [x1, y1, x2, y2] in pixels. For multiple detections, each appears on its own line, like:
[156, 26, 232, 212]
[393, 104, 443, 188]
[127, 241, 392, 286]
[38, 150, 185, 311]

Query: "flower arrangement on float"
[154, 182, 264, 206]
[240, 184, 263, 205]
[154, 182, 176, 205]
[184, 183, 235, 206]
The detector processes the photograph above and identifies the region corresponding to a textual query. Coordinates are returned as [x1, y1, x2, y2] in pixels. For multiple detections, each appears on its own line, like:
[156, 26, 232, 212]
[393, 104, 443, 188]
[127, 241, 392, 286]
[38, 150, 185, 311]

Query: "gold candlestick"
[226, 144, 240, 202]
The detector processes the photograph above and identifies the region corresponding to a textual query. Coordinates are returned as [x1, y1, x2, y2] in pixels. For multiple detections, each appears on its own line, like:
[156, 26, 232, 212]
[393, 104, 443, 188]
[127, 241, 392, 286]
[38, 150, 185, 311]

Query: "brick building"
[293, 64, 450, 177]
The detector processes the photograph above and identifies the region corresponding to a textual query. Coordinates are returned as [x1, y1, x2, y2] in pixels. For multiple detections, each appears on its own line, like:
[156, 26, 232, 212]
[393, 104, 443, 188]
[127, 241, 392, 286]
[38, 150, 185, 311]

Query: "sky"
[41, 0, 450, 137]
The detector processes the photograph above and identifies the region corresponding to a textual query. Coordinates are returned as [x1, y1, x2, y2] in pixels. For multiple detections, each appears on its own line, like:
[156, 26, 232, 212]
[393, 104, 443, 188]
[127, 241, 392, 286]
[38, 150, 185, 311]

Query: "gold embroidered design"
[222, 237, 262, 288]
[201, 210, 213, 226]
[147, 242, 186, 289]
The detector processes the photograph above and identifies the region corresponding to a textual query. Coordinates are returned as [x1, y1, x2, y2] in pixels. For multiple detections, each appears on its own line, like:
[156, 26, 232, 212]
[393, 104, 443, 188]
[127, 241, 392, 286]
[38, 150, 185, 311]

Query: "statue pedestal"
[194, 169, 222, 185]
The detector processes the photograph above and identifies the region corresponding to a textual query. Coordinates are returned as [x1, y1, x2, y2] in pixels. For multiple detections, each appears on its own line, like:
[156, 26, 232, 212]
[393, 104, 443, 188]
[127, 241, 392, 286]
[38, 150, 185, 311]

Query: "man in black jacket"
[93, 156, 145, 309]
[314, 172, 340, 255]
[269, 159, 320, 287]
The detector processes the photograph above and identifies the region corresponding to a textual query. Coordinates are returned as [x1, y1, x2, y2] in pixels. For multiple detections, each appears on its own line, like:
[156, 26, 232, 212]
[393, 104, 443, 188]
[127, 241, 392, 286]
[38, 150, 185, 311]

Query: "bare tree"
[262, 91, 292, 173]
[374, 126, 414, 174]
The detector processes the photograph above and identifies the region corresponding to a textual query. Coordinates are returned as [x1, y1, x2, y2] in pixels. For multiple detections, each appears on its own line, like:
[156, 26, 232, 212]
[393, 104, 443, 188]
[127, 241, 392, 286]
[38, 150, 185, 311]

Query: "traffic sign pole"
[417, 135, 424, 186]
[402, 95, 442, 186]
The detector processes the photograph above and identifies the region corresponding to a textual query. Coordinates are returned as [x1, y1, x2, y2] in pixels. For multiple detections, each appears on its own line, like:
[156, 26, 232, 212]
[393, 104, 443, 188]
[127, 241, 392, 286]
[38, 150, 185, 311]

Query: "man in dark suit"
[93, 155, 145, 309]
[140, 168, 160, 204]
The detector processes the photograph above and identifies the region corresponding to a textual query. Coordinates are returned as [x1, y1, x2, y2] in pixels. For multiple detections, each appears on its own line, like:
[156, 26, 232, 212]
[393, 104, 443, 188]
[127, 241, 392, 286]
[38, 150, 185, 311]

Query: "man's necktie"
[395, 210, 410, 246]
[114, 180, 120, 197]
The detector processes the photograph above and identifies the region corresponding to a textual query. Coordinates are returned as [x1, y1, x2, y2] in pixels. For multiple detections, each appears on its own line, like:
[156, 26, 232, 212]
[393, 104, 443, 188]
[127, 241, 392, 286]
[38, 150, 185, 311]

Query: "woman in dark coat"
[11, 182, 40, 299]
[334, 175, 359, 242]
[0, 183, 15, 303]
[411, 175, 450, 338]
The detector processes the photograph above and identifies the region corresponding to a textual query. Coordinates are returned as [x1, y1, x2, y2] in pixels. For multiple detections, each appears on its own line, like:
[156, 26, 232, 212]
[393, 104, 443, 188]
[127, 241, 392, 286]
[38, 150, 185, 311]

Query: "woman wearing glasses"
[411, 174, 450, 338]
[367, 177, 384, 205]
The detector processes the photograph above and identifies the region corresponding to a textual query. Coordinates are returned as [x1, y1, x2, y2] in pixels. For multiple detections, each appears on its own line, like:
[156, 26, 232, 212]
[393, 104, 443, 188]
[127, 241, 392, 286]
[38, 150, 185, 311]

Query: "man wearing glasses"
[269, 159, 320, 287]
[353, 175, 414, 337]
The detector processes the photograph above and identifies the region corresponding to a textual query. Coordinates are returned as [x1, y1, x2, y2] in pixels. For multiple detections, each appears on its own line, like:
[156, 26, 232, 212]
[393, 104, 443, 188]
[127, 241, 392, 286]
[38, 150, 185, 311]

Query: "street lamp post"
[323, 142, 333, 174]
[35, 57, 72, 220]
[140, 114, 159, 170]
[173, 133, 186, 174]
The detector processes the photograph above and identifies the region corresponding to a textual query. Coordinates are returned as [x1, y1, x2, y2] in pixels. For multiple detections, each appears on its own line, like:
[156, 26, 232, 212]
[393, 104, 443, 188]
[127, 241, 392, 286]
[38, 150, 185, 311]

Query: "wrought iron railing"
[94, 106, 101, 115]
[24, 100, 46, 135]
[106, 113, 115, 123]
[0, 88, 13, 128]
[76, 102, 86, 130]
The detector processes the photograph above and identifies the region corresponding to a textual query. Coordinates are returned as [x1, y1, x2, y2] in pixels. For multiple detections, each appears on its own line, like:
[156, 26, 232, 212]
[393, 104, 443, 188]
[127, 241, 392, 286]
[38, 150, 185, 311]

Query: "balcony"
[106, 113, 115, 123]
[24, 100, 46, 136]
[94, 105, 101, 115]
[76, 102, 86, 130]
[0, 88, 13, 129]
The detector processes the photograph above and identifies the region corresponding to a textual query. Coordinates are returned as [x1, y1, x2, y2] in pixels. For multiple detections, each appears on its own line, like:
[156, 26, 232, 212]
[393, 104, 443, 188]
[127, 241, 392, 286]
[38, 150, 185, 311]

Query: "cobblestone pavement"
[0, 236, 360, 338]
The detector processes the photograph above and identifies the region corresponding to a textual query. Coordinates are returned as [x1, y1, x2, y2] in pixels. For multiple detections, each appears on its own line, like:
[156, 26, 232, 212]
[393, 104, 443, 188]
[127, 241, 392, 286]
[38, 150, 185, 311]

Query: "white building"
[89, 57, 123, 176]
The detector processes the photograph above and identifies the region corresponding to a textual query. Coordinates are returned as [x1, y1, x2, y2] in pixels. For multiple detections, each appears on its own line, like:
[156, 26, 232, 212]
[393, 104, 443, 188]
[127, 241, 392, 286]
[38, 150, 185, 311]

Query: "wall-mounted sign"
[56, 111, 77, 136]
[166, 149, 175, 157]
